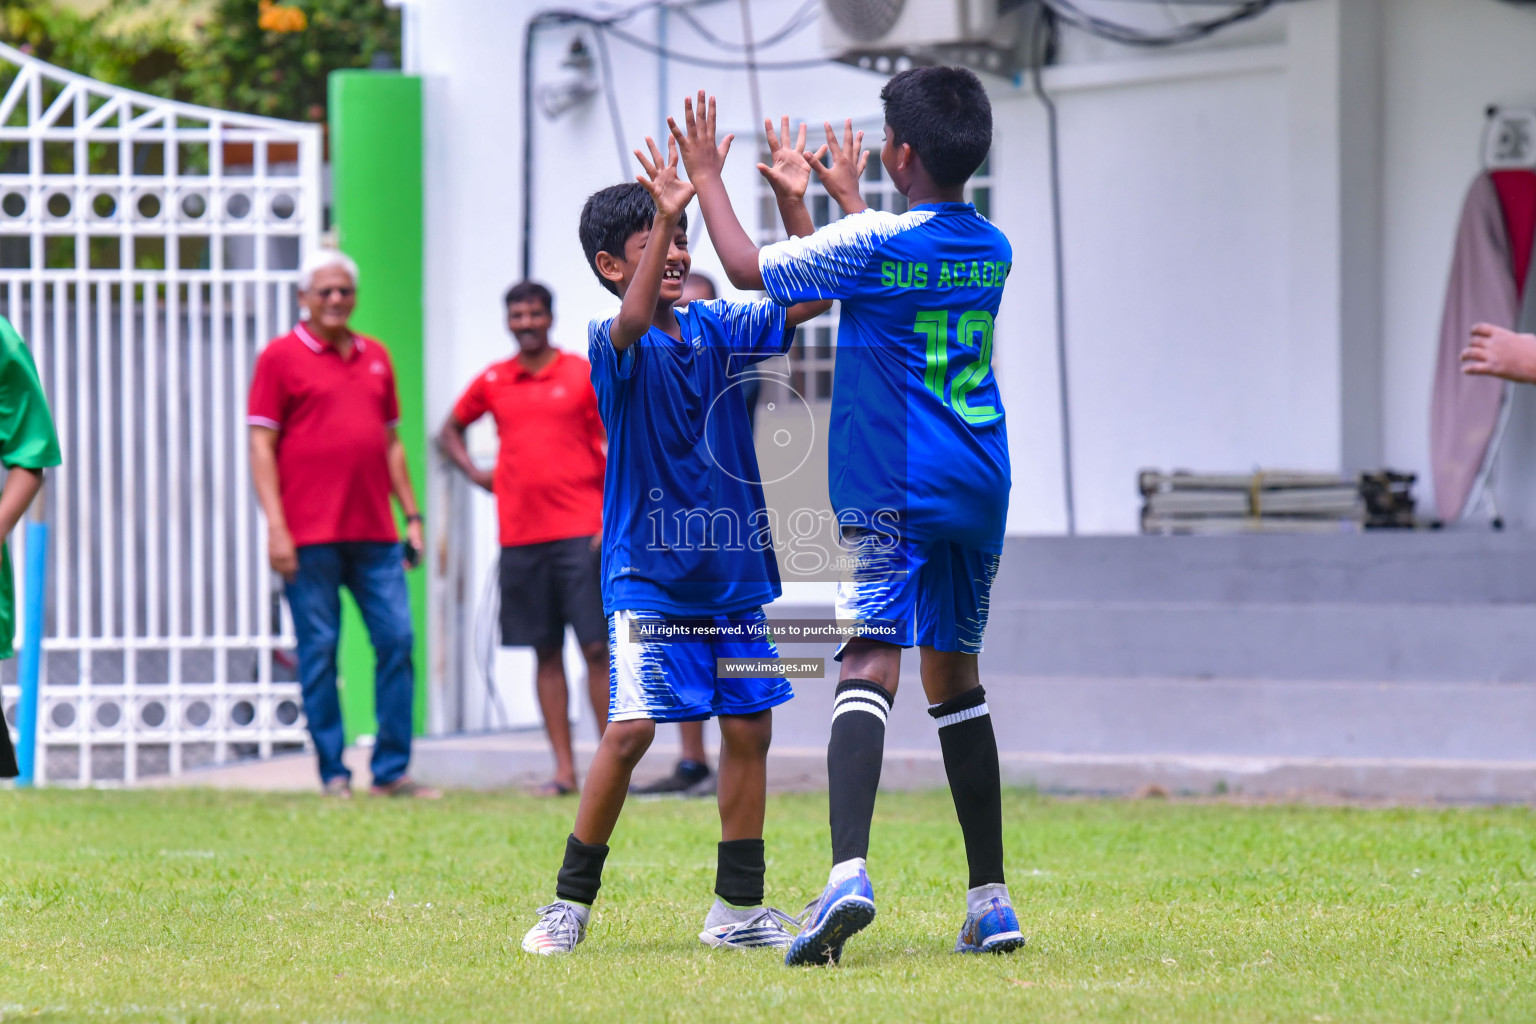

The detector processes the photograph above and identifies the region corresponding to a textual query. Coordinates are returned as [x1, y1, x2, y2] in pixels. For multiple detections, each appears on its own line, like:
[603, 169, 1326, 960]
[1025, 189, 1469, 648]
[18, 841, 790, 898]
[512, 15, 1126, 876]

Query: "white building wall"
[1005, 49, 1297, 534]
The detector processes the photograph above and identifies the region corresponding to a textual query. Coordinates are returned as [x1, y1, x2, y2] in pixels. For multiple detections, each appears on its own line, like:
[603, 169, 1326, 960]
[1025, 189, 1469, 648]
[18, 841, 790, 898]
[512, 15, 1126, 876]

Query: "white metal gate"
[0, 43, 321, 784]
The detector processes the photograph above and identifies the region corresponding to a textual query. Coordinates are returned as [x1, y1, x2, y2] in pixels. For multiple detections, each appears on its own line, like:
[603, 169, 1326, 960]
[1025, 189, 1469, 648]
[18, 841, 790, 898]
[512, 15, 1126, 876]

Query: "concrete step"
[775, 595, 1536, 684]
[143, 732, 1536, 804]
[413, 735, 1536, 805]
[764, 670, 1536, 763]
[979, 600, 1536, 682]
[778, 535, 1536, 681]
[994, 532, 1536, 604]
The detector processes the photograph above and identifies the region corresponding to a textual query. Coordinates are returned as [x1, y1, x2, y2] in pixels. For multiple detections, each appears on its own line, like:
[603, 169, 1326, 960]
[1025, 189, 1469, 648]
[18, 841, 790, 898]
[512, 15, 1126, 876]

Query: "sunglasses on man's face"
[315, 286, 354, 299]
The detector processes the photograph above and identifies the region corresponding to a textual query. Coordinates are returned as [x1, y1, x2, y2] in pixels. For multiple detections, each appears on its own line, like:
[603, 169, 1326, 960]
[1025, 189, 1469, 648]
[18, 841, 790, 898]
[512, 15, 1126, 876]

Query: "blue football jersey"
[760, 203, 1012, 552]
[589, 298, 791, 616]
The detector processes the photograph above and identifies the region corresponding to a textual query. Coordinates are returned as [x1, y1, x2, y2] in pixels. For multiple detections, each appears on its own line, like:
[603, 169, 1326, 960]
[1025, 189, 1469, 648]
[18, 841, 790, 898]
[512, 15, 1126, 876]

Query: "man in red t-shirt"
[440, 281, 608, 795]
[248, 250, 437, 799]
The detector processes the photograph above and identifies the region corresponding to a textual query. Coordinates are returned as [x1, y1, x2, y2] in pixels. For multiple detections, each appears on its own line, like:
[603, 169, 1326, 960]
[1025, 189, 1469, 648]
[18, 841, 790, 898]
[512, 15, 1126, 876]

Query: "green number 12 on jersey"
[914, 309, 1001, 425]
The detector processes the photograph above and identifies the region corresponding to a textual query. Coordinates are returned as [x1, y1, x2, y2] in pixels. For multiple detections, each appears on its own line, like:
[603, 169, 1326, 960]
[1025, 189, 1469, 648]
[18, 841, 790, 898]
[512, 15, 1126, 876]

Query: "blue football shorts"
[834, 528, 1002, 656]
[607, 607, 794, 723]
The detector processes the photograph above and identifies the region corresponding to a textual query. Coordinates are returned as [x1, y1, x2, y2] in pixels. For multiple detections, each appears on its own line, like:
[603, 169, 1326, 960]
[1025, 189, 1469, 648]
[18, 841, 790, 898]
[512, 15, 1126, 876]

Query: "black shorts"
[0, 714, 16, 778]
[500, 536, 606, 651]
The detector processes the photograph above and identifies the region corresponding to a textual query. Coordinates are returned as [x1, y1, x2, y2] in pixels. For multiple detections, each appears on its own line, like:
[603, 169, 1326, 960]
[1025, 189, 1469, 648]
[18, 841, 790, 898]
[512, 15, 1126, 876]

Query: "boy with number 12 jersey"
[759, 178, 1011, 557]
[677, 67, 1023, 967]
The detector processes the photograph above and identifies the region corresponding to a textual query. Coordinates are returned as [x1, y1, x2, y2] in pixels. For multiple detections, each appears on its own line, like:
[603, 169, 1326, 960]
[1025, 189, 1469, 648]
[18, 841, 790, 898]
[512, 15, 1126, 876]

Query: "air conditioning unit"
[1484, 107, 1536, 169]
[821, 0, 1043, 78]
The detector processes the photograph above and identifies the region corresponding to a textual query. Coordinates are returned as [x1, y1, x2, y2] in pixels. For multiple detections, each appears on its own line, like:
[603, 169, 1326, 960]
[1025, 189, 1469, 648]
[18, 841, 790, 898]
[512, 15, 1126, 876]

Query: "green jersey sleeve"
[0, 315, 61, 471]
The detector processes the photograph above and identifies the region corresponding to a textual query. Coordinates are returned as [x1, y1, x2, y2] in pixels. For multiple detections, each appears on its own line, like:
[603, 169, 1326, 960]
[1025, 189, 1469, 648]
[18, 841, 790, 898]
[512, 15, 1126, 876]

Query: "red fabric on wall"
[1490, 169, 1536, 299]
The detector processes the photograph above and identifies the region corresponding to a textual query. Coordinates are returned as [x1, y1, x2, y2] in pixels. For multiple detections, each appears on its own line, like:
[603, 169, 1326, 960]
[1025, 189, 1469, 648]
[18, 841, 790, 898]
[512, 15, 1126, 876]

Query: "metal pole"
[738, 0, 765, 145]
[17, 515, 50, 787]
[1030, 12, 1077, 535]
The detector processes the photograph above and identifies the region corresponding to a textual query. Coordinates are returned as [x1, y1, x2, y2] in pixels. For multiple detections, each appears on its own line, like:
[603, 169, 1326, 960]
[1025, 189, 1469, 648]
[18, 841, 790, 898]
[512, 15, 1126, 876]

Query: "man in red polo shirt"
[440, 281, 607, 796]
[248, 250, 437, 799]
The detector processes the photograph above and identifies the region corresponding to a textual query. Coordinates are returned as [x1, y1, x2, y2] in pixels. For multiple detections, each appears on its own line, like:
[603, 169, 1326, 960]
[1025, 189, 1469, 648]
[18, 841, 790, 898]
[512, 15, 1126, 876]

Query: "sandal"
[535, 779, 577, 797]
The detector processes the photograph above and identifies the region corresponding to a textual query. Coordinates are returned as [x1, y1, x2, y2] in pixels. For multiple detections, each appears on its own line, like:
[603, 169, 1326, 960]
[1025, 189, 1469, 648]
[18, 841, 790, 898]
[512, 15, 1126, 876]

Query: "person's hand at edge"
[1462, 323, 1536, 385]
[810, 119, 869, 216]
[471, 467, 495, 493]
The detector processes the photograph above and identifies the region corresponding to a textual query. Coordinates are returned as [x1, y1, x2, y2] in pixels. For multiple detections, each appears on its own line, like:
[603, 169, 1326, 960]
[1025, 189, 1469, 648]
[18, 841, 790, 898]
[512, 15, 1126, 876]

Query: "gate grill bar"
[0, 43, 321, 783]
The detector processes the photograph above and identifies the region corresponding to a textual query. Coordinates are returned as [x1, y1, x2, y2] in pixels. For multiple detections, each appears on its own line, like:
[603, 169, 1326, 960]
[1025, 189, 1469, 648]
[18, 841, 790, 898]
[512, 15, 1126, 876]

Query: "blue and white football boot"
[954, 889, 1027, 954]
[783, 863, 876, 967]
[699, 901, 799, 950]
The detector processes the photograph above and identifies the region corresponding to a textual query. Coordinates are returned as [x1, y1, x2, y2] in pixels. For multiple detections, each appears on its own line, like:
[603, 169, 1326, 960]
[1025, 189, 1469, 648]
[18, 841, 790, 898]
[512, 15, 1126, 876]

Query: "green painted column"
[328, 71, 427, 741]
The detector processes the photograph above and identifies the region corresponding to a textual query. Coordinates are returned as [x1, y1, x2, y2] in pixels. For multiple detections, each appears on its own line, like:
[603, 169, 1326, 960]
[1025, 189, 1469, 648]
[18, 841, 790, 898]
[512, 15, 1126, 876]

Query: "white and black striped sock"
[828, 679, 892, 864]
[929, 686, 1005, 889]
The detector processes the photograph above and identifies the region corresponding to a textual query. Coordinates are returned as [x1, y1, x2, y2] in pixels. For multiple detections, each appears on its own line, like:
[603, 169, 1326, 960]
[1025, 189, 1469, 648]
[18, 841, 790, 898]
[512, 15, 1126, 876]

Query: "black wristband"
[406, 514, 423, 524]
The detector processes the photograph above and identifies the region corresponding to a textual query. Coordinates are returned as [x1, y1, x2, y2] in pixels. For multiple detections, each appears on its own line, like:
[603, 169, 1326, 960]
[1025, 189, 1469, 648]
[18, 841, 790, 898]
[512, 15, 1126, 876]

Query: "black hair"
[684, 270, 717, 300]
[880, 65, 992, 188]
[503, 280, 553, 313]
[578, 182, 688, 296]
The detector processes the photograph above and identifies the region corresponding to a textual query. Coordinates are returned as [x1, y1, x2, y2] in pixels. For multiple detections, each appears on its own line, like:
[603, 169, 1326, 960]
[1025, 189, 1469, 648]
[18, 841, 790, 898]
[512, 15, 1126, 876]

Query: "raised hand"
[756, 116, 814, 202]
[810, 118, 869, 215]
[634, 133, 696, 221]
[668, 90, 734, 183]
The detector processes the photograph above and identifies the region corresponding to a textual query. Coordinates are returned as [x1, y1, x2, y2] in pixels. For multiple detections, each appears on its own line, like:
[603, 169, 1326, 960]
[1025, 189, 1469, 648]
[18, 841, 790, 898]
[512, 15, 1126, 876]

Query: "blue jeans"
[284, 542, 415, 786]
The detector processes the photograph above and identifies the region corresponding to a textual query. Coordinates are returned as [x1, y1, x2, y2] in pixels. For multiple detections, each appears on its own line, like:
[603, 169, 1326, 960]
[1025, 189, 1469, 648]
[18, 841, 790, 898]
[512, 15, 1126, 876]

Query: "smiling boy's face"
[604, 221, 691, 305]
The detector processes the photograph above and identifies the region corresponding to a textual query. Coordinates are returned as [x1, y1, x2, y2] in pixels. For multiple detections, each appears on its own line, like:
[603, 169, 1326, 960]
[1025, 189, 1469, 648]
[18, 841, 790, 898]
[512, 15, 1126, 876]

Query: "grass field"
[0, 789, 1532, 1023]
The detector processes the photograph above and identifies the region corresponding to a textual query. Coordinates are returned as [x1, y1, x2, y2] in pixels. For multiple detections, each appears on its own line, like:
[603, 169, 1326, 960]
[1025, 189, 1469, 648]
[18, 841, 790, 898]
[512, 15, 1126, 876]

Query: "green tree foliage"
[0, 0, 400, 123]
[0, 1, 187, 96]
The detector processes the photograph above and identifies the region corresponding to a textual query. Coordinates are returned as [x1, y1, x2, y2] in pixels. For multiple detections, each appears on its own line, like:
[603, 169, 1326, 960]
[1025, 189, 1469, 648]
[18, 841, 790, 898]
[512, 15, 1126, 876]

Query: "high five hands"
[669, 90, 869, 215]
[633, 134, 695, 221]
[810, 119, 869, 215]
[669, 91, 734, 185]
[757, 116, 814, 202]
[658, 90, 864, 294]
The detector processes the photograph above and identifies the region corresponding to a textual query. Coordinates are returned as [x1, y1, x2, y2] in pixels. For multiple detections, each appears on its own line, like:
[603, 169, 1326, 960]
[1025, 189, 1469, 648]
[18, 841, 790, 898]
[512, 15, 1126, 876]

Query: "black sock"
[930, 686, 1005, 889]
[828, 679, 891, 864]
[715, 839, 765, 907]
[555, 833, 610, 906]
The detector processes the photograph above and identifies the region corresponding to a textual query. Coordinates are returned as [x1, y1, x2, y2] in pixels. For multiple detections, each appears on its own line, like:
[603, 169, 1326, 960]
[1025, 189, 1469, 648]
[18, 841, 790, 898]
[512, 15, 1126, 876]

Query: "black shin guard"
[715, 839, 766, 907]
[929, 687, 1005, 889]
[555, 833, 610, 906]
[828, 679, 892, 864]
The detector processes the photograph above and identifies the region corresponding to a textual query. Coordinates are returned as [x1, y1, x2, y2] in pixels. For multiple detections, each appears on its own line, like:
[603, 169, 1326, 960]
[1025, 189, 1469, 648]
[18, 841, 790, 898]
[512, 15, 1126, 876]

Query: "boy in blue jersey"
[521, 128, 830, 956]
[676, 68, 1024, 965]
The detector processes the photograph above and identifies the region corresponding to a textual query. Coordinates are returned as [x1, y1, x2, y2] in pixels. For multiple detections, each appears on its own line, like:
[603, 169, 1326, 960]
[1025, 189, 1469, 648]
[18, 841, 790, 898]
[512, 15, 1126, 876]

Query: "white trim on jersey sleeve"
[758, 208, 936, 303]
[588, 314, 639, 380]
[695, 297, 789, 356]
